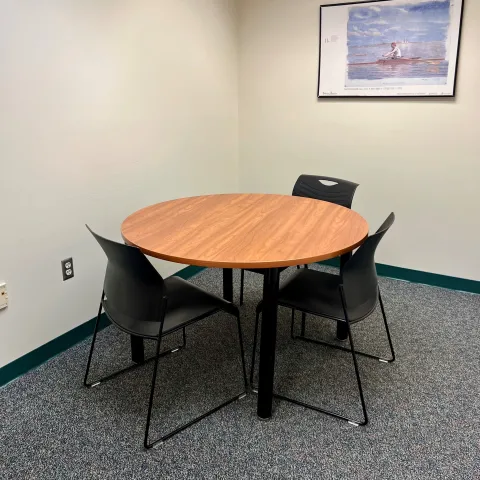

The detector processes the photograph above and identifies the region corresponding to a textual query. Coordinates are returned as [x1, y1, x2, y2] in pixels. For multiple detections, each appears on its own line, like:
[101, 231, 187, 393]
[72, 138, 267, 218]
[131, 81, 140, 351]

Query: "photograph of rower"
[345, 0, 452, 86]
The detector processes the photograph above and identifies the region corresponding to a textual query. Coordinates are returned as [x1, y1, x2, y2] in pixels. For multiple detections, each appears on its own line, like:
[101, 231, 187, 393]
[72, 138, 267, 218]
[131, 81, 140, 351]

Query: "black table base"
[256, 268, 279, 418]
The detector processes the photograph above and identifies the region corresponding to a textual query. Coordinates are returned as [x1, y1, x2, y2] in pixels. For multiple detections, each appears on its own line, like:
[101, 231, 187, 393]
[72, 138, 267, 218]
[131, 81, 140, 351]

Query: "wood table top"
[121, 194, 369, 269]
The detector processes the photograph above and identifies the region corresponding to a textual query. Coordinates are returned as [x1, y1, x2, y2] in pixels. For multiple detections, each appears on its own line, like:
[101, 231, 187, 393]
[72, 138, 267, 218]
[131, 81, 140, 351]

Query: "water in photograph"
[346, 41, 448, 85]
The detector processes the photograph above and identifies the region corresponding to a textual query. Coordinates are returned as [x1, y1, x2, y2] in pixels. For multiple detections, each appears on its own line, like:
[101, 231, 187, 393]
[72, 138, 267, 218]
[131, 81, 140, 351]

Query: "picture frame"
[317, 0, 464, 98]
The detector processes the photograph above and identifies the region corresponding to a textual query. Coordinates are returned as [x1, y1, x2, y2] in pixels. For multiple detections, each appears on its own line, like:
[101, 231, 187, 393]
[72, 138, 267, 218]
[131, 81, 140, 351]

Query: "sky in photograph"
[348, 0, 451, 46]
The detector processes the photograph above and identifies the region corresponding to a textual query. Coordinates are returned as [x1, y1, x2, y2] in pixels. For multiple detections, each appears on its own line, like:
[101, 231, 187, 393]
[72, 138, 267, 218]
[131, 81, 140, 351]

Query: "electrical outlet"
[61, 258, 74, 281]
[0, 283, 8, 310]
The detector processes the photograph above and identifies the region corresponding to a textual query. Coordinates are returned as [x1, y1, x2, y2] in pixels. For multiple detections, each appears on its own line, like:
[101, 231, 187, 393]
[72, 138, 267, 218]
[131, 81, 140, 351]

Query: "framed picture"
[317, 0, 464, 98]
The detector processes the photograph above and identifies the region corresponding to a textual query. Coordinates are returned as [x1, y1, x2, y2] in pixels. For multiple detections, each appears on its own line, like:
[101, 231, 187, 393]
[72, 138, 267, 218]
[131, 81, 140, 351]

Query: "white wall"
[238, 0, 480, 281]
[0, 0, 239, 367]
[2, 0, 479, 368]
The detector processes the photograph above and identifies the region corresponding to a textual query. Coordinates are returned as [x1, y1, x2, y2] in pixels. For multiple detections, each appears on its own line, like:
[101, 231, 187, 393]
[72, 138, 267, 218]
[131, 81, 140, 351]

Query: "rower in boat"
[383, 42, 402, 59]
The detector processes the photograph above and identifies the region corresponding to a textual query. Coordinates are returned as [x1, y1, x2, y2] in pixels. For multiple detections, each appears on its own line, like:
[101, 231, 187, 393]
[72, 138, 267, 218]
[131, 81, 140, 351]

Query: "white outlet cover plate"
[0, 283, 8, 309]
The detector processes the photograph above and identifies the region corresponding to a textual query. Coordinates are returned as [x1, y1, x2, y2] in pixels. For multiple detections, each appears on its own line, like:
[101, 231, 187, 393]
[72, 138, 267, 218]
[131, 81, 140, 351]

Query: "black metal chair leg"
[274, 288, 368, 426]
[145, 309, 248, 448]
[236, 313, 249, 390]
[84, 293, 105, 387]
[240, 269, 245, 306]
[250, 309, 261, 387]
[85, 340, 185, 388]
[182, 327, 187, 348]
[84, 294, 185, 389]
[378, 288, 395, 362]
[341, 286, 368, 425]
[144, 323, 165, 449]
[294, 292, 395, 363]
[336, 253, 350, 342]
[274, 309, 368, 425]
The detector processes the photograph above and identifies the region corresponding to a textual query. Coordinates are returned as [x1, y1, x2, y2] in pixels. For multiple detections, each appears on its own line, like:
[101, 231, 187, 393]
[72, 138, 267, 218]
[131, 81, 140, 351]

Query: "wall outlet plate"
[61, 258, 74, 281]
[0, 283, 8, 310]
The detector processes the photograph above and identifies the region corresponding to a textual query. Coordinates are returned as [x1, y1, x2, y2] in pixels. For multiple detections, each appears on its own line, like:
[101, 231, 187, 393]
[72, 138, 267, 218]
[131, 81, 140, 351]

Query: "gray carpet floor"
[1, 265, 479, 479]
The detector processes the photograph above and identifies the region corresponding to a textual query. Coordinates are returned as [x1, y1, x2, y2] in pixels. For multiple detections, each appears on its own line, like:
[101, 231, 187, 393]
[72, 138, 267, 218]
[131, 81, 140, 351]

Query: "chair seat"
[103, 276, 237, 339]
[273, 269, 375, 323]
[245, 266, 289, 275]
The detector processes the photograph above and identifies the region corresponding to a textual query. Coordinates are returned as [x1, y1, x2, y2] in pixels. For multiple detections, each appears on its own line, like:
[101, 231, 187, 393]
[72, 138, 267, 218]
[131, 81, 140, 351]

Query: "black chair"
[291, 174, 359, 208]
[239, 175, 359, 307]
[250, 213, 395, 426]
[84, 226, 248, 448]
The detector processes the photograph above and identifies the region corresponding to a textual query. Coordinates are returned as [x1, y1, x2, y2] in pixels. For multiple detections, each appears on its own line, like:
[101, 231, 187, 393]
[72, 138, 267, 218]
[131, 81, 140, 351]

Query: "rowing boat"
[349, 57, 444, 67]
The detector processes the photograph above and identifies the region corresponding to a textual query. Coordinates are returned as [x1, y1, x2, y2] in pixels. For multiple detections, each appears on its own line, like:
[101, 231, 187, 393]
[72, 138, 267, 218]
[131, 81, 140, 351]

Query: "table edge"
[121, 232, 368, 269]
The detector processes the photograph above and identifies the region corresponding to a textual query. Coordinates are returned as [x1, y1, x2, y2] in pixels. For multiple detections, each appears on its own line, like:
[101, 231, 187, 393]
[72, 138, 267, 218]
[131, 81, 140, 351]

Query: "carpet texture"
[1, 265, 479, 479]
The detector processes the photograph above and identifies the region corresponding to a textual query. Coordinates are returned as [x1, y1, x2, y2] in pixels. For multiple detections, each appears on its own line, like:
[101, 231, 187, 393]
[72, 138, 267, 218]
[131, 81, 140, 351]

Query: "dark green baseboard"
[1, 263, 478, 388]
[0, 313, 111, 388]
[0, 265, 203, 388]
[319, 259, 480, 294]
[174, 265, 206, 280]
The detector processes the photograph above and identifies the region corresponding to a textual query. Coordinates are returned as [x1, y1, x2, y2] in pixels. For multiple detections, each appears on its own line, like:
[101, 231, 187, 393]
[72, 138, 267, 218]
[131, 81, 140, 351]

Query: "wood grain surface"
[121, 194, 369, 268]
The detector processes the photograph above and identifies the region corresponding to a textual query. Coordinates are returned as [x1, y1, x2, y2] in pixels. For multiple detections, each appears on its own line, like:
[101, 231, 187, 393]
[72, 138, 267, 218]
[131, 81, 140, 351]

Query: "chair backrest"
[341, 213, 395, 320]
[292, 175, 359, 209]
[86, 225, 166, 324]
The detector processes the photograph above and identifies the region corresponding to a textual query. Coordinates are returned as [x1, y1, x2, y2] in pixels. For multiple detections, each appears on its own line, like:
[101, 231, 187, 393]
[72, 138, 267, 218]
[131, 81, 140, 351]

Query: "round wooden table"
[122, 194, 369, 419]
